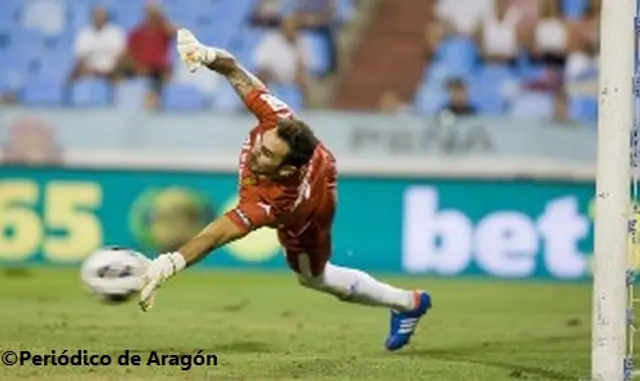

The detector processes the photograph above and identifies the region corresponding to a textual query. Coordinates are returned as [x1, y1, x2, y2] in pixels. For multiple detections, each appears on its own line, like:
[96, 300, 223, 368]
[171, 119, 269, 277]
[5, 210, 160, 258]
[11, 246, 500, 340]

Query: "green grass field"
[0, 268, 606, 381]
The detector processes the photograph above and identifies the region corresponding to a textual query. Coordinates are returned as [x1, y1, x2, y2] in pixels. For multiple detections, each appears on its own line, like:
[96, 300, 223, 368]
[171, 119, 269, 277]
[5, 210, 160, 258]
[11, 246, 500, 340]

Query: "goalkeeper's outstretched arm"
[204, 49, 267, 100]
[177, 215, 246, 267]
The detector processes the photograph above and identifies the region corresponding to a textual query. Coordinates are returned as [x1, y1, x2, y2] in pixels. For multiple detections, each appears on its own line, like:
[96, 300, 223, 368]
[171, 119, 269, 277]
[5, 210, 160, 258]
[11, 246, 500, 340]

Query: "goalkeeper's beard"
[248, 154, 261, 173]
[248, 154, 272, 176]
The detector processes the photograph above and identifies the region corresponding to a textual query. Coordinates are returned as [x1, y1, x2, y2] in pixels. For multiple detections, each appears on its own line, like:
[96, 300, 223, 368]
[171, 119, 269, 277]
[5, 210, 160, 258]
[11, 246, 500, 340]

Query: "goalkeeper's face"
[249, 129, 290, 176]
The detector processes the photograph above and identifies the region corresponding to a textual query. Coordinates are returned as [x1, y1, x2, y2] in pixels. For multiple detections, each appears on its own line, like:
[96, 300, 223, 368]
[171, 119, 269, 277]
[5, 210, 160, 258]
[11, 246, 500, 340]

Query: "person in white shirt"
[435, 0, 494, 36]
[564, 42, 598, 98]
[69, 7, 126, 83]
[424, 0, 493, 60]
[474, 0, 524, 65]
[254, 16, 311, 106]
[528, 0, 569, 68]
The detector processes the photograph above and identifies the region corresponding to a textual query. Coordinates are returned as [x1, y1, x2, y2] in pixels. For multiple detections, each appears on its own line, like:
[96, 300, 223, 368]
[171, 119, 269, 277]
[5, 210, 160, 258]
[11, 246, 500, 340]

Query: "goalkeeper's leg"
[288, 250, 432, 351]
[297, 260, 417, 310]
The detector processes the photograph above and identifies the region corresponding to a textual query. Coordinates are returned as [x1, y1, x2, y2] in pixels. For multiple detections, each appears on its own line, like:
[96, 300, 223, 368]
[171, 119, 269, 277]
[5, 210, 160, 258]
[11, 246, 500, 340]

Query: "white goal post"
[591, 0, 636, 380]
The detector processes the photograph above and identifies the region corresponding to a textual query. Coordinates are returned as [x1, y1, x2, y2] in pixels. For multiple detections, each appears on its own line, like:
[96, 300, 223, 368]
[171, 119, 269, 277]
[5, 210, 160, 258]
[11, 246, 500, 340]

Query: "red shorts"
[279, 222, 332, 277]
[278, 196, 335, 277]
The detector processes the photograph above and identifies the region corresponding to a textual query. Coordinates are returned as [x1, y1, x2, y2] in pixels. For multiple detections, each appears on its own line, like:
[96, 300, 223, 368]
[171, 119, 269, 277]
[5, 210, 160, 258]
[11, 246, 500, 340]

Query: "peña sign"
[349, 121, 495, 155]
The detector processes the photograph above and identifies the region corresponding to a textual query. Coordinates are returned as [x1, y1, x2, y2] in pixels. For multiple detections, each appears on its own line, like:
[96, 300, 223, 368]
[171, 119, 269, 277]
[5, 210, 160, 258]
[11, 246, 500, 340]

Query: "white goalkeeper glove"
[138, 252, 187, 312]
[176, 28, 218, 73]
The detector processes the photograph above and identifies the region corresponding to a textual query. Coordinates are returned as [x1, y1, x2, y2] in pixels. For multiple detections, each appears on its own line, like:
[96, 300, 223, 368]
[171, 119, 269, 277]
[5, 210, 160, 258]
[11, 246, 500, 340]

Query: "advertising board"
[0, 167, 600, 280]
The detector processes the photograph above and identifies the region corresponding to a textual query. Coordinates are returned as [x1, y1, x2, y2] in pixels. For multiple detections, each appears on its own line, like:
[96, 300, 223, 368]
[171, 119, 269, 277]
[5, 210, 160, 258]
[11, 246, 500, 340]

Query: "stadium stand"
[0, 0, 600, 124]
[330, 0, 598, 125]
[0, 0, 355, 112]
[412, 0, 599, 123]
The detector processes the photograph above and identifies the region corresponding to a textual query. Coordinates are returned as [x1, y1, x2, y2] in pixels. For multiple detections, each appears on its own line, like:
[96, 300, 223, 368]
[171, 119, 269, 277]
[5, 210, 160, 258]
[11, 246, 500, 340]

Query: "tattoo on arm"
[205, 49, 266, 99]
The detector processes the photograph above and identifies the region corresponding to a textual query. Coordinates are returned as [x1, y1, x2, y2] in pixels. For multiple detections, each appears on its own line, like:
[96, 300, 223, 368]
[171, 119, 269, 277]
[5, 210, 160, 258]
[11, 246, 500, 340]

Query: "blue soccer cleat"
[385, 290, 432, 351]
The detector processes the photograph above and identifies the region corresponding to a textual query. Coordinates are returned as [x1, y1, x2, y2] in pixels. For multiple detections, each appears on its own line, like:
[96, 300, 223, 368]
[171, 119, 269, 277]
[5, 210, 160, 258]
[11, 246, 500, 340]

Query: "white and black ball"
[80, 246, 149, 304]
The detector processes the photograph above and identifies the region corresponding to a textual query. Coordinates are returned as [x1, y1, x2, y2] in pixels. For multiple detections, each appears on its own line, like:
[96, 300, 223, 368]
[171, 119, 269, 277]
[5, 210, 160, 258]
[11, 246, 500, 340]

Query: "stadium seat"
[517, 63, 545, 82]
[0, 68, 23, 93]
[70, 78, 112, 107]
[47, 29, 75, 52]
[67, 1, 92, 31]
[468, 77, 505, 116]
[469, 89, 504, 115]
[301, 31, 331, 76]
[2, 51, 39, 85]
[433, 36, 479, 78]
[9, 29, 47, 51]
[477, 63, 516, 84]
[0, 71, 27, 92]
[0, 9, 19, 31]
[0, 0, 358, 110]
[280, 0, 353, 23]
[509, 92, 555, 120]
[0, 0, 21, 18]
[193, 23, 237, 49]
[173, 59, 220, 99]
[337, 0, 355, 23]
[21, 0, 66, 36]
[0, 31, 10, 50]
[212, 81, 244, 112]
[562, 0, 589, 19]
[423, 62, 465, 88]
[21, 79, 65, 106]
[413, 82, 448, 116]
[270, 83, 304, 112]
[280, 0, 298, 15]
[109, 2, 144, 29]
[220, 0, 257, 27]
[471, 64, 519, 115]
[162, 84, 208, 111]
[569, 95, 598, 124]
[166, 0, 214, 30]
[234, 28, 268, 71]
[32, 50, 74, 83]
[114, 78, 152, 111]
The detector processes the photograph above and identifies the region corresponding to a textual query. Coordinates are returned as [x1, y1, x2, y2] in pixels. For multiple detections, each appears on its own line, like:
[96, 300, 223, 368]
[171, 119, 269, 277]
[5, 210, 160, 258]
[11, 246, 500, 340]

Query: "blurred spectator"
[422, 0, 444, 60]
[293, 0, 339, 75]
[568, 0, 600, 53]
[507, 0, 539, 26]
[144, 91, 160, 111]
[115, 3, 176, 108]
[69, 7, 126, 83]
[522, 66, 562, 92]
[254, 16, 311, 106]
[249, 0, 285, 27]
[440, 78, 478, 116]
[526, 0, 569, 69]
[435, 0, 494, 36]
[564, 41, 598, 98]
[378, 90, 409, 114]
[2, 119, 62, 165]
[1, 91, 18, 105]
[552, 90, 574, 124]
[474, 0, 524, 65]
[249, 0, 340, 75]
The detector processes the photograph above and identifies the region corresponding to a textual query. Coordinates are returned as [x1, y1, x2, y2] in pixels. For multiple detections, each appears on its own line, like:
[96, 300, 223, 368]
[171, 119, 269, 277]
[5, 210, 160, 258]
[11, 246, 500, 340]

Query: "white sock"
[298, 262, 415, 311]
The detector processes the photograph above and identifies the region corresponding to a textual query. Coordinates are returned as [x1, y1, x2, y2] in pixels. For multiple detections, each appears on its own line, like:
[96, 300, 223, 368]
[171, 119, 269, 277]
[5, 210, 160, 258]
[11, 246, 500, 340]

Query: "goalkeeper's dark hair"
[276, 118, 319, 168]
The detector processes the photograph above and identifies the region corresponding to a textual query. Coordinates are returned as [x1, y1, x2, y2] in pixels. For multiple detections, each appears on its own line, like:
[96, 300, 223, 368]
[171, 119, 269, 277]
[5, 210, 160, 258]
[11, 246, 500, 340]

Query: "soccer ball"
[80, 246, 149, 304]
